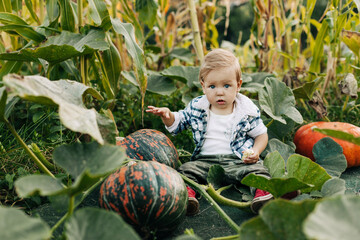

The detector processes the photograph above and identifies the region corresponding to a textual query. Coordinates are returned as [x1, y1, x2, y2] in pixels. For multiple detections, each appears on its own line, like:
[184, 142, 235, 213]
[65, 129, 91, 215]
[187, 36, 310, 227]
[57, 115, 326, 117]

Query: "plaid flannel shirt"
[166, 93, 267, 160]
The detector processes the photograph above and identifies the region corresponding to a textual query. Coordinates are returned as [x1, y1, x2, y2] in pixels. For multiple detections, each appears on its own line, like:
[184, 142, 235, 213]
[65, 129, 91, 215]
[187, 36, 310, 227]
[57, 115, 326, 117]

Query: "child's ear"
[237, 79, 243, 91]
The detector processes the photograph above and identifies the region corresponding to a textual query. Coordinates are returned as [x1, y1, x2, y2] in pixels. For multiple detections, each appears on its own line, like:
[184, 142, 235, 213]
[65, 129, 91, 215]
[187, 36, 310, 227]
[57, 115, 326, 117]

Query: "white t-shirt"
[200, 110, 235, 155]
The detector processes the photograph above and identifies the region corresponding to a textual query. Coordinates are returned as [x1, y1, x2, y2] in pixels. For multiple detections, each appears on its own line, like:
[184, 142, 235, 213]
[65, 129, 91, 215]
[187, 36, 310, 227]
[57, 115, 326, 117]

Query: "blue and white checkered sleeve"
[165, 101, 194, 135]
[247, 110, 267, 138]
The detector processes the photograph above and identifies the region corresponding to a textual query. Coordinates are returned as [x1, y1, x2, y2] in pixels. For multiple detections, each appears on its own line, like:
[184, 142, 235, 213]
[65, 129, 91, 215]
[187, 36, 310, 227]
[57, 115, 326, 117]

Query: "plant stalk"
[207, 184, 251, 209]
[29, 143, 56, 171]
[186, 0, 204, 63]
[181, 174, 240, 233]
[4, 119, 55, 178]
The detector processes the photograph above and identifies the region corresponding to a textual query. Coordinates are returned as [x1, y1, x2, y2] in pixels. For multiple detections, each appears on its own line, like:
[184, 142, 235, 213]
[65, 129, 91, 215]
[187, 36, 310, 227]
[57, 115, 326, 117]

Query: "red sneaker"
[186, 186, 199, 216]
[250, 189, 273, 214]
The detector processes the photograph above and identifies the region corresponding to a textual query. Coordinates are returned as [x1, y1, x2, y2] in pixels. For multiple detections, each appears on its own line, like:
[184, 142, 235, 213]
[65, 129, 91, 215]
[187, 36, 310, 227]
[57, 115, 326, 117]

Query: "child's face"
[201, 66, 242, 115]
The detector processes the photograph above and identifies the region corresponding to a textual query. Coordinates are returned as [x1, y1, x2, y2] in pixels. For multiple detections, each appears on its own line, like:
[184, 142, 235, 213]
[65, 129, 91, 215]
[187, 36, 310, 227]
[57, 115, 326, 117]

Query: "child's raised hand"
[146, 106, 171, 119]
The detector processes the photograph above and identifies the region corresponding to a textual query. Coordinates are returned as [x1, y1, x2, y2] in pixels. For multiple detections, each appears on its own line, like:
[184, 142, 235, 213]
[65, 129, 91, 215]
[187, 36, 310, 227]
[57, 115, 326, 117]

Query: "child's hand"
[146, 106, 171, 119]
[242, 149, 259, 164]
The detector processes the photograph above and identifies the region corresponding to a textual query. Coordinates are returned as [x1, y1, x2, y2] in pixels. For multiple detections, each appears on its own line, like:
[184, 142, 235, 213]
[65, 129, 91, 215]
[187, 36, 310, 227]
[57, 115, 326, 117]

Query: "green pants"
[178, 154, 270, 194]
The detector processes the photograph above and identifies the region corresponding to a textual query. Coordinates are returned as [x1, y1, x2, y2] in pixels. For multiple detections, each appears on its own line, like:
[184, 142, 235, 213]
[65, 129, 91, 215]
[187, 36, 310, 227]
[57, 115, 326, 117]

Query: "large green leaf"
[2, 30, 109, 65]
[15, 175, 65, 197]
[287, 154, 332, 193]
[263, 151, 286, 178]
[263, 140, 295, 164]
[53, 142, 126, 179]
[0, 206, 51, 240]
[241, 174, 311, 198]
[65, 208, 141, 240]
[88, 0, 112, 31]
[304, 195, 360, 240]
[15, 142, 126, 198]
[241, 72, 275, 93]
[135, 0, 158, 28]
[3, 74, 116, 144]
[320, 178, 346, 197]
[161, 66, 201, 88]
[259, 77, 303, 124]
[293, 77, 324, 100]
[240, 199, 318, 240]
[313, 138, 347, 177]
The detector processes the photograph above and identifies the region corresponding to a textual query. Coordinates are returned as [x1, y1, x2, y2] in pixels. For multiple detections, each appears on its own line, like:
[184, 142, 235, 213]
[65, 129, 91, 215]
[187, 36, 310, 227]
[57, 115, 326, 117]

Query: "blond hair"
[199, 48, 241, 83]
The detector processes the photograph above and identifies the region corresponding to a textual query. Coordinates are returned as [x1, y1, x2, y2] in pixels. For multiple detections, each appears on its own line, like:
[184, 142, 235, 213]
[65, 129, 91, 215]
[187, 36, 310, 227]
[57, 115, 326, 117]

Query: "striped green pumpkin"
[99, 161, 188, 236]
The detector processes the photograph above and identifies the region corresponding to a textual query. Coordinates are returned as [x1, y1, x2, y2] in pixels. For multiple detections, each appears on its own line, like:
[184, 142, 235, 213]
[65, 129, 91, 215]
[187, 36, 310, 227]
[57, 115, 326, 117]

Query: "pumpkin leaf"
[293, 77, 324, 100]
[207, 165, 226, 189]
[263, 151, 286, 178]
[161, 66, 201, 88]
[266, 117, 296, 140]
[53, 142, 126, 180]
[2, 74, 117, 144]
[239, 199, 318, 240]
[65, 208, 141, 240]
[241, 174, 311, 198]
[313, 137, 347, 177]
[15, 142, 126, 198]
[259, 77, 303, 124]
[241, 72, 275, 93]
[286, 154, 332, 193]
[314, 128, 360, 146]
[263, 140, 295, 165]
[123, 71, 177, 96]
[0, 206, 51, 240]
[15, 175, 65, 198]
[321, 178, 346, 197]
[304, 195, 360, 240]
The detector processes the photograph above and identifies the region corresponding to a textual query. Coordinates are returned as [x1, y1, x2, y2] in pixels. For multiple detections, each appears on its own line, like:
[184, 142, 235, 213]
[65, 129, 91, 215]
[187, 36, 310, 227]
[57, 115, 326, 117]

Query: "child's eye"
[209, 85, 215, 89]
[224, 84, 230, 88]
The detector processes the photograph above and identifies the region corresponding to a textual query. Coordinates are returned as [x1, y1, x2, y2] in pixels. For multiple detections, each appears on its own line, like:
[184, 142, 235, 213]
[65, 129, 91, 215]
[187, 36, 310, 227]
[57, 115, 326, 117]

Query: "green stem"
[211, 234, 240, 240]
[4, 119, 55, 178]
[77, 0, 83, 32]
[342, 95, 349, 112]
[181, 174, 240, 233]
[207, 184, 251, 209]
[266, 119, 274, 128]
[29, 143, 55, 171]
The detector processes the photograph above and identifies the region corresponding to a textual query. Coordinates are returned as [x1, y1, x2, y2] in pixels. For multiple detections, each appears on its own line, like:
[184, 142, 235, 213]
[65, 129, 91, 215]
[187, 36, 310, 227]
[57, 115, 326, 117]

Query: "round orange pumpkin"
[293, 122, 360, 168]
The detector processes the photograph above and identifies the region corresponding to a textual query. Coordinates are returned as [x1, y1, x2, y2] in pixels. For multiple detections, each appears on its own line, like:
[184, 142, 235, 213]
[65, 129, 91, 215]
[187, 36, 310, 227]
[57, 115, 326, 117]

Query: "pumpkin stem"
[181, 174, 240, 233]
[207, 184, 251, 209]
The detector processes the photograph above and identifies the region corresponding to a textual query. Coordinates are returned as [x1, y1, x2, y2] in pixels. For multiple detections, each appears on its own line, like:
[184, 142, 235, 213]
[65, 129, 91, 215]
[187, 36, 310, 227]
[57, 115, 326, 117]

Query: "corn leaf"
[60, 0, 75, 32]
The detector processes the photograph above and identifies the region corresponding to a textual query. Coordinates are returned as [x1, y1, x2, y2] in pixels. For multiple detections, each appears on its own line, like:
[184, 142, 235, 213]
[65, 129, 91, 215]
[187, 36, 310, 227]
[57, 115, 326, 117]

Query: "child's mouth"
[217, 100, 225, 105]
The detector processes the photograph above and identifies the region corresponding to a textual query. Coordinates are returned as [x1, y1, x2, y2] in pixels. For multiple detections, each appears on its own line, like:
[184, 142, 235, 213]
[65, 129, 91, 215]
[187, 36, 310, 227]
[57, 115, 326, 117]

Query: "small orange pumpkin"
[293, 122, 360, 168]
